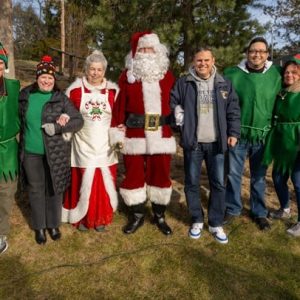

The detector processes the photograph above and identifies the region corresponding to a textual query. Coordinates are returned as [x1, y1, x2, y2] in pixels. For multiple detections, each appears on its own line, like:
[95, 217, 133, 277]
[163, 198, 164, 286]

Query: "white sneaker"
[287, 222, 300, 237]
[209, 226, 228, 244]
[269, 208, 291, 219]
[0, 235, 8, 254]
[188, 223, 203, 239]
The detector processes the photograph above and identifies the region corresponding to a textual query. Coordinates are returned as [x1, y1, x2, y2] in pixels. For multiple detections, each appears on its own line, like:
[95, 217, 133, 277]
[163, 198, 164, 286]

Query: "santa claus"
[110, 31, 176, 235]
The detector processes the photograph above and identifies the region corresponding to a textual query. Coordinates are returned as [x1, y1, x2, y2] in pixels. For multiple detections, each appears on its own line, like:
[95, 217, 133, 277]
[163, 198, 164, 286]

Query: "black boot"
[123, 203, 145, 234]
[47, 228, 61, 241]
[35, 229, 47, 245]
[152, 203, 172, 235]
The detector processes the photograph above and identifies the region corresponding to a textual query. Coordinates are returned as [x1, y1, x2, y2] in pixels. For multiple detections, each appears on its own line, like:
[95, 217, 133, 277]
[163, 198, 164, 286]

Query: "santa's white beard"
[132, 52, 169, 82]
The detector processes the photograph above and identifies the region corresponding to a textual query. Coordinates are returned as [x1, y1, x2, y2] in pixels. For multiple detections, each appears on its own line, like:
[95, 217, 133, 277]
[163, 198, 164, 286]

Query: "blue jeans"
[225, 141, 267, 217]
[272, 154, 300, 222]
[184, 142, 225, 227]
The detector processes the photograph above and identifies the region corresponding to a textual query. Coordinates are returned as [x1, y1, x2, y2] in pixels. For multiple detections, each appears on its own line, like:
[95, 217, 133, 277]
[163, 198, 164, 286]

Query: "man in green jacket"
[224, 37, 282, 230]
[0, 42, 20, 254]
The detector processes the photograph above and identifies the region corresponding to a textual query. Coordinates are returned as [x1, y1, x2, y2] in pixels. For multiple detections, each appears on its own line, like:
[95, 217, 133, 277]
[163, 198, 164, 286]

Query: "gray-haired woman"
[62, 50, 119, 231]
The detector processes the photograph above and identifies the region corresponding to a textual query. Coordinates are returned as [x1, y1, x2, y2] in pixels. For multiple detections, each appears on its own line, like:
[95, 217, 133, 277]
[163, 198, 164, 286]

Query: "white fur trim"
[120, 80, 176, 155]
[120, 185, 147, 206]
[127, 70, 136, 83]
[109, 127, 125, 147]
[147, 185, 172, 205]
[101, 166, 118, 211]
[121, 136, 176, 155]
[137, 33, 160, 50]
[61, 167, 95, 223]
[142, 81, 161, 113]
[66, 77, 118, 97]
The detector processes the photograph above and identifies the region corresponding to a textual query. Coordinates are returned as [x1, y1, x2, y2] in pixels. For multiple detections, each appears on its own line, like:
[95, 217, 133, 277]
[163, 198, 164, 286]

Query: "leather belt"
[126, 113, 172, 131]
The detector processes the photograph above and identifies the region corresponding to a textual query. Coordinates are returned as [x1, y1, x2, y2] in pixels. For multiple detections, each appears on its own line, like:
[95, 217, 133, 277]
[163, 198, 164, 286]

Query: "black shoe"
[254, 217, 271, 231]
[223, 213, 237, 225]
[153, 216, 172, 235]
[35, 229, 46, 244]
[47, 228, 61, 241]
[123, 214, 144, 234]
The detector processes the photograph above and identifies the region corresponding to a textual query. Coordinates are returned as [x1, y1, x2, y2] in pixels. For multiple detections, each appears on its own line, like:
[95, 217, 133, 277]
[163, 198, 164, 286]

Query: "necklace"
[278, 90, 287, 101]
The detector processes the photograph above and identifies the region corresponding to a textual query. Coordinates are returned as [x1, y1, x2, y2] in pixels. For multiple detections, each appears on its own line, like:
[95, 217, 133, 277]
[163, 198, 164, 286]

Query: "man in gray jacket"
[171, 47, 240, 244]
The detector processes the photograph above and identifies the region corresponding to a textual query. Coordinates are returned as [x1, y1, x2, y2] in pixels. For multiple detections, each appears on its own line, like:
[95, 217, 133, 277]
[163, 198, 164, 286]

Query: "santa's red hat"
[127, 31, 163, 83]
[130, 31, 160, 58]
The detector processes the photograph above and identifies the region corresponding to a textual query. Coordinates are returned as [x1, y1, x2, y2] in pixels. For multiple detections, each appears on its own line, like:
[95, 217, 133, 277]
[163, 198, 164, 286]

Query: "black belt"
[126, 113, 172, 131]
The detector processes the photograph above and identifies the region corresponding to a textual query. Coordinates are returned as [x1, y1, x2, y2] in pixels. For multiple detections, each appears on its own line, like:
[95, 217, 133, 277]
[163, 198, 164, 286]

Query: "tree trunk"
[0, 0, 15, 78]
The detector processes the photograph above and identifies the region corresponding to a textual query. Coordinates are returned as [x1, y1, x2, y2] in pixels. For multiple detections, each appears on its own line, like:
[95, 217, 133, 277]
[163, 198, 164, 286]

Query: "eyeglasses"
[248, 50, 268, 55]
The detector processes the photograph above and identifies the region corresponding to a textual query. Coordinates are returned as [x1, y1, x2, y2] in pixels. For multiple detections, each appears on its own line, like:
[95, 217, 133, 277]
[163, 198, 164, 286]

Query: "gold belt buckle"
[145, 113, 160, 131]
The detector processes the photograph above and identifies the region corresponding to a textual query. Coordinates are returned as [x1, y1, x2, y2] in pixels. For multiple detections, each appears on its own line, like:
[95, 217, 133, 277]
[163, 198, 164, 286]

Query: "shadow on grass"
[0, 256, 34, 298]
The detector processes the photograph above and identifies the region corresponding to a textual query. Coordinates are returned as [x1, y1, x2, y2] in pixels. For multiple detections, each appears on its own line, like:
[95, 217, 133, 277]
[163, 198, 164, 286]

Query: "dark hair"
[282, 60, 299, 83]
[247, 37, 269, 52]
[193, 47, 214, 57]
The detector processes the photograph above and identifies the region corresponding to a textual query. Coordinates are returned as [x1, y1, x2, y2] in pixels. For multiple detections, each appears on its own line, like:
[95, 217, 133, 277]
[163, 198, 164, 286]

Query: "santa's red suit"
[110, 32, 176, 235]
[62, 76, 119, 229]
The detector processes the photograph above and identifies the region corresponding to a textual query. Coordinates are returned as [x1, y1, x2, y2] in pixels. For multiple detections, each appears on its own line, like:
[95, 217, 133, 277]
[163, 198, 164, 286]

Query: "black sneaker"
[254, 217, 271, 231]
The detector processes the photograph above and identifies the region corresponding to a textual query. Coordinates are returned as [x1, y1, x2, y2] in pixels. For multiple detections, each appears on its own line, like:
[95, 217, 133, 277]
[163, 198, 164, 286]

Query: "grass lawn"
[1, 153, 299, 300]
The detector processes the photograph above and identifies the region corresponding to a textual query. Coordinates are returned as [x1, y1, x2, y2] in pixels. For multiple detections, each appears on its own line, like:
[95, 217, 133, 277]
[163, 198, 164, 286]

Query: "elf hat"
[291, 54, 300, 65]
[0, 42, 8, 69]
[36, 55, 56, 79]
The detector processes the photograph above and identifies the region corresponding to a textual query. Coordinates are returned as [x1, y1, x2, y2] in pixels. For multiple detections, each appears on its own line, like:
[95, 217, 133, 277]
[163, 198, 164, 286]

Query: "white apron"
[71, 82, 118, 167]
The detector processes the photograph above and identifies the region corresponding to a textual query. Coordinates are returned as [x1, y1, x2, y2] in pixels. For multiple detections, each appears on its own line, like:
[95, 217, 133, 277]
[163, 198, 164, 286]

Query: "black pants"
[23, 153, 62, 230]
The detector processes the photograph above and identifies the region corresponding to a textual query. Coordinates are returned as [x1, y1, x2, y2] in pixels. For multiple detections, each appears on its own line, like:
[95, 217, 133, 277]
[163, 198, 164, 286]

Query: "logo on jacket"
[220, 90, 228, 100]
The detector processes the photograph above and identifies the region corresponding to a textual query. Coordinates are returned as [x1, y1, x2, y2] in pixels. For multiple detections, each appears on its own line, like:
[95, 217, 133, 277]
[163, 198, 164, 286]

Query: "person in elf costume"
[223, 37, 282, 230]
[110, 31, 176, 235]
[263, 56, 300, 237]
[62, 50, 119, 232]
[0, 42, 20, 254]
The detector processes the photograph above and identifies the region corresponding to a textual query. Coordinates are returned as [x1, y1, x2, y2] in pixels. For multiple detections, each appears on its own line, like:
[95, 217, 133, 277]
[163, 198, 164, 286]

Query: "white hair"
[84, 50, 108, 75]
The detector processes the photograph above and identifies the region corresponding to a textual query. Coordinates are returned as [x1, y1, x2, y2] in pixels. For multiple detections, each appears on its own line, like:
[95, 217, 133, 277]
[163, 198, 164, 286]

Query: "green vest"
[263, 90, 300, 174]
[224, 65, 282, 143]
[0, 78, 20, 181]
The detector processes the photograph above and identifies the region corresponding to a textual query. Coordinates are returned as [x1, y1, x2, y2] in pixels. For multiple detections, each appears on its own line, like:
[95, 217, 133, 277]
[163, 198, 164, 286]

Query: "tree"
[13, 3, 46, 60]
[88, 0, 265, 78]
[0, 0, 15, 78]
[263, 0, 300, 52]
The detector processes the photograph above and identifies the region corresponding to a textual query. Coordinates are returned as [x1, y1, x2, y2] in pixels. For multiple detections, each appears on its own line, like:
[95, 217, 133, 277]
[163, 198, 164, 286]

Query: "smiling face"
[37, 74, 55, 92]
[0, 60, 4, 78]
[283, 63, 300, 87]
[86, 62, 105, 86]
[247, 42, 269, 70]
[193, 50, 215, 79]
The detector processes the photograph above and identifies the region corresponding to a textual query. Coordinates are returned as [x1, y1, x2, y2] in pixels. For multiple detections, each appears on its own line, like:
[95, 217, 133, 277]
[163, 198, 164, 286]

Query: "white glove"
[42, 123, 55, 136]
[174, 105, 184, 126]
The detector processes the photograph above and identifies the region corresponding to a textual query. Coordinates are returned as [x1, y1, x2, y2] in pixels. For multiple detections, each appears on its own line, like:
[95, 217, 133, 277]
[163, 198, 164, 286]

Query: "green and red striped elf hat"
[0, 42, 8, 69]
[292, 53, 300, 65]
